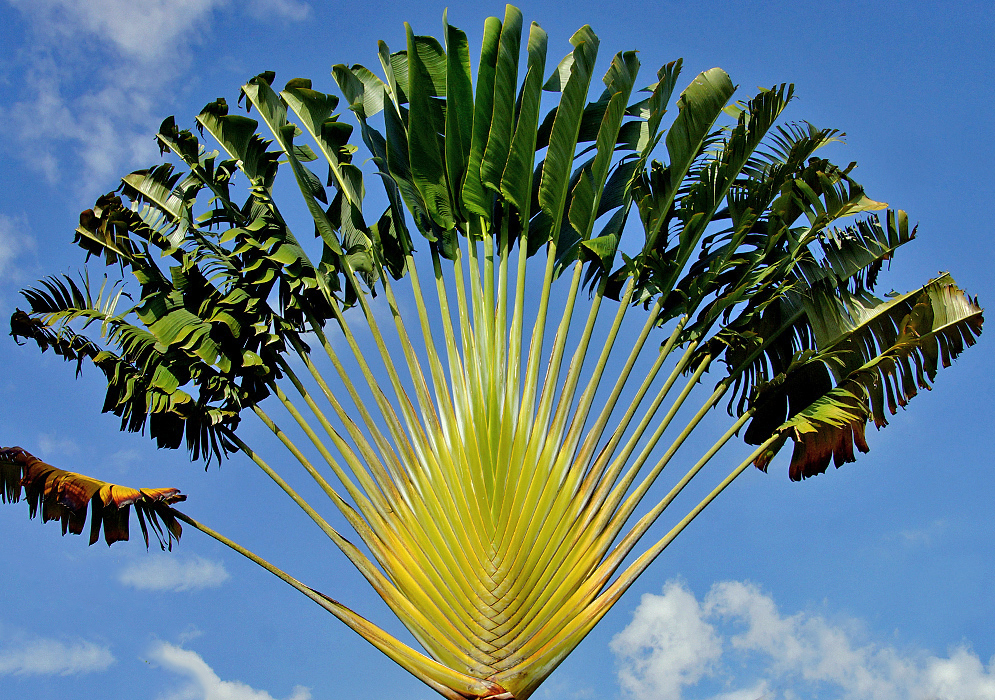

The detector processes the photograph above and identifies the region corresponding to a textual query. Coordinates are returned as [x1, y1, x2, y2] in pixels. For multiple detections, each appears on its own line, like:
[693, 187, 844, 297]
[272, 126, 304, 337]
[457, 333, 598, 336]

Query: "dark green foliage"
[10, 10, 982, 483]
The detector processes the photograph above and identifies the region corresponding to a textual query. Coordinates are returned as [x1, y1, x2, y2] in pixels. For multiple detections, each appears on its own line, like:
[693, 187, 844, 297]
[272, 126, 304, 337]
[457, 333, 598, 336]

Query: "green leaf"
[281, 80, 362, 206]
[537, 25, 599, 236]
[500, 23, 549, 218]
[242, 76, 345, 265]
[567, 51, 639, 242]
[195, 99, 279, 188]
[460, 15, 503, 219]
[642, 67, 735, 251]
[405, 25, 455, 231]
[332, 64, 386, 119]
[542, 52, 574, 92]
[479, 5, 524, 194]
[443, 19, 474, 221]
[580, 205, 627, 279]
[383, 88, 432, 236]
[380, 43, 410, 105]
[750, 275, 983, 479]
[371, 205, 408, 279]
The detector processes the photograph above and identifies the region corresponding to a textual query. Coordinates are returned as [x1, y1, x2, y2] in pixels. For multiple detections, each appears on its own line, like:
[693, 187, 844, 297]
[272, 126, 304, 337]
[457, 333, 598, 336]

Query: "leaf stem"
[169, 508, 498, 700]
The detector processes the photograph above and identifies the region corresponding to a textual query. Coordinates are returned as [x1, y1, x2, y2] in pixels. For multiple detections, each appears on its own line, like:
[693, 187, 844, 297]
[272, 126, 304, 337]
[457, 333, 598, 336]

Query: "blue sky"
[1, 1, 994, 699]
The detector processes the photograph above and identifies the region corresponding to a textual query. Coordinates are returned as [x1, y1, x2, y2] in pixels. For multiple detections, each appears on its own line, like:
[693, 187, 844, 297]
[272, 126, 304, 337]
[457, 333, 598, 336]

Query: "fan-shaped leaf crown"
[7, 6, 982, 700]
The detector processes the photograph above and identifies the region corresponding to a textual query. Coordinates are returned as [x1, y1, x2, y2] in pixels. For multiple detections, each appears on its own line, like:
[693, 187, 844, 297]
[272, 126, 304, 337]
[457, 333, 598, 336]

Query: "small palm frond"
[747, 275, 983, 479]
[0, 447, 185, 548]
[708, 208, 918, 417]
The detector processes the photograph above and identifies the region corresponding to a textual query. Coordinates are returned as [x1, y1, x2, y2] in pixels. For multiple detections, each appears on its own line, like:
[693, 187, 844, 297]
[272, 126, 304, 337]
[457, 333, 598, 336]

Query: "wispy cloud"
[176, 626, 204, 645]
[108, 448, 142, 474]
[533, 677, 595, 700]
[3, 42, 163, 191]
[885, 518, 947, 548]
[612, 579, 995, 700]
[0, 627, 113, 676]
[152, 642, 311, 700]
[8, 0, 224, 63]
[0, 214, 35, 283]
[2, 0, 310, 197]
[246, 0, 310, 22]
[36, 432, 81, 458]
[119, 555, 230, 592]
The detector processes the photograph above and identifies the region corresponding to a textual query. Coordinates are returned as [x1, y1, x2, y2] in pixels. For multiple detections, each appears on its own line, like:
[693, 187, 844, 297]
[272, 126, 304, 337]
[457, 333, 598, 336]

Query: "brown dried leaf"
[0, 446, 185, 548]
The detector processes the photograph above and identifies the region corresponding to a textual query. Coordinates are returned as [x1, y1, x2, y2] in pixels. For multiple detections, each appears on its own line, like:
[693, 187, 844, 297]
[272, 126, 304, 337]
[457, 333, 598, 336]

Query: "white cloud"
[9, 0, 311, 60]
[0, 214, 35, 282]
[8, 0, 225, 63]
[611, 580, 723, 700]
[247, 0, 310, 22]
[612, 579, 995, 700]
[109, 448, 142, 473]
[3, 40, 166, 191]
[176, 626, 204, 645]
[152, 642, 311, 700]
[37, 432, 81, 458]
[534, 677, 595, 700]
[119, 555, 230, 592]
[887, 519, 947, 548]
[0, 630, 114, 676]
[2, 0, 310, 195]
